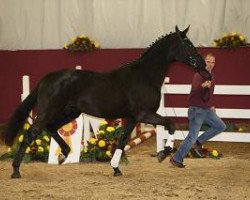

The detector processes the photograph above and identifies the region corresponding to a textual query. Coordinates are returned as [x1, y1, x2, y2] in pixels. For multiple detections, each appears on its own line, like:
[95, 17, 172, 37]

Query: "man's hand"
[202, 80, 212, 88]
[210, 106, 216, 112]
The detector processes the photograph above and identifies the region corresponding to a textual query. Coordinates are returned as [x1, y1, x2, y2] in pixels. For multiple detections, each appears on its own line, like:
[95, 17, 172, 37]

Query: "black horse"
[2, 26, 206, 178]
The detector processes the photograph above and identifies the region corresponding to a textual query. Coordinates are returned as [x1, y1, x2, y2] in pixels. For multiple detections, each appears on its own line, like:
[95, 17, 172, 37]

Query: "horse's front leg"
[111, 118, 136, 176]
[137, 112, 176, 162]
[137, 112, 175, 135]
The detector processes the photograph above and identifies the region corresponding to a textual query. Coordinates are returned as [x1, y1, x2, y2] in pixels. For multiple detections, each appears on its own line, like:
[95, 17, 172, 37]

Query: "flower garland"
[64, 34, 100, 52]
[213, 32, 247, 48]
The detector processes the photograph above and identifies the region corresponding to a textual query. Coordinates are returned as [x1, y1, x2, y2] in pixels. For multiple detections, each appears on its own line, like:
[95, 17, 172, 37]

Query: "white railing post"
[22, 75, 32, 124]
[156, 77, 174, 152]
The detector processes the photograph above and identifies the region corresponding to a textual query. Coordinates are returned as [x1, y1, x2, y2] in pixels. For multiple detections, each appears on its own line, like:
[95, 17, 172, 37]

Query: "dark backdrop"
[0, 48, 249, 123]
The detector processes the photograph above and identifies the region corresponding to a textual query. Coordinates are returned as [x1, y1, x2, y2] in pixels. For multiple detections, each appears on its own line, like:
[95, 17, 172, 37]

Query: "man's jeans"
[173, 106, 226, 164]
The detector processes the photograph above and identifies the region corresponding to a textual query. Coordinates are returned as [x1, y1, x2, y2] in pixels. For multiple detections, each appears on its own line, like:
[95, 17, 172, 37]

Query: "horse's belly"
[79, 99, 129, 119]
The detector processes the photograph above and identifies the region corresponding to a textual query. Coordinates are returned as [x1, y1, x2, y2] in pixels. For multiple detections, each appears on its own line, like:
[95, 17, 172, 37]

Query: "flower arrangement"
[80, 120, 128, 163]
[213, 32, 247, 48]
[0, 120, 127, 164]
[0, 123, 51, 163]
[64, 34, 100, 52]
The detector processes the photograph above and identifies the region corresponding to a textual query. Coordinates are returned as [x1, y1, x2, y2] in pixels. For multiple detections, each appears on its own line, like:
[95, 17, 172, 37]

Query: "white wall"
[0, 0, 249, 49]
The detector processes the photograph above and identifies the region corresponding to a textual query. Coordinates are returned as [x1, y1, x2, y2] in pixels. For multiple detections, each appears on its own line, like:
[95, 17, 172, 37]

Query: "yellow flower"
[47, 146, 50, 151]
[83, 146, 88, 153]
[7, 147, 12, 153]
[35, 139, 42, 145]
[70, 37, 76, 42]
[89, 137, 97, 145]
[23, 123, 30, 130]
[211, 150, 219, 157]
[98, 130, 105, 135]
[222, 33, 227, 38]
[38, 146, 44, 153]
[64, 43, 68, 49]
[212, 41, 217, 47]
[94, 42, 100, 49]
[98, 140, 106, 148]
[239, 35, 245, 41]
[100, 120, 108, 126]
[106, 126, 115, 132]
[231, 32, 237, 36]
[106, 150, 111, 157]
[18, 135, 24, 143]
[25, 147, 31, 154]
[80, 34, 87, 39]
[43, 135, 50, 142]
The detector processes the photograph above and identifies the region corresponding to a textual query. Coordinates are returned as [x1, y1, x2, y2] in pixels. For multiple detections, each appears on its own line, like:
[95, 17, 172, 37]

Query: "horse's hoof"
[11, 172, 21, 179]
[158, 146, 173, 163]
[58, 154, 66, 165]
[113, 167, 122, 176]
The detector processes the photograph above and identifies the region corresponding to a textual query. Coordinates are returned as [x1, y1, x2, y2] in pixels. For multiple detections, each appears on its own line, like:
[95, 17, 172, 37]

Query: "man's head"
[204, 53, 215, 73]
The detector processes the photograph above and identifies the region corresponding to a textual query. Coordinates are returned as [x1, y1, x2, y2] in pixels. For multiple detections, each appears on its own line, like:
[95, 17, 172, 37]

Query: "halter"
[181, 37, 211, 80]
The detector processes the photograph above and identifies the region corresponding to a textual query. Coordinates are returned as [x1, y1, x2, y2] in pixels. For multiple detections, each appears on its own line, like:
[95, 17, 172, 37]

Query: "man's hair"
[203, 53, 215, 59]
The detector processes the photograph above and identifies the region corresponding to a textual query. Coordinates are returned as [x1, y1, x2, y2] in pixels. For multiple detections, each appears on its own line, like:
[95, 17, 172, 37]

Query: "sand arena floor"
[0, 137, 250, 200]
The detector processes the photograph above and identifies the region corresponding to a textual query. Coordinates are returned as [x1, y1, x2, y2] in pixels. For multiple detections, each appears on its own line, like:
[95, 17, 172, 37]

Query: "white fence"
[156, 78, 250, 152]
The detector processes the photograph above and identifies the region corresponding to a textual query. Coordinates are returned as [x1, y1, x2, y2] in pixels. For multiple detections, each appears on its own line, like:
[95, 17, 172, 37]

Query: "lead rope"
[163, 81, 186, 142]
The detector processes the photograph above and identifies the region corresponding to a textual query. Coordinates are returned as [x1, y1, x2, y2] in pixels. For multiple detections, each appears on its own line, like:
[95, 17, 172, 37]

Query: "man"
[170, 53, 226, 168]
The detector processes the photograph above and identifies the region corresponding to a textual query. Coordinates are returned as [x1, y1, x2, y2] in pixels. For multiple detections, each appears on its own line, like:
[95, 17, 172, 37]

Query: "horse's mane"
[117, 32, 174, 69]
[139, 32, 173, 61]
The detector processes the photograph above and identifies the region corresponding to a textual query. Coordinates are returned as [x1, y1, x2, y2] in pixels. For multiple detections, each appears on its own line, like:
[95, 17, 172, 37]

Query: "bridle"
[181, 37, 211, 81]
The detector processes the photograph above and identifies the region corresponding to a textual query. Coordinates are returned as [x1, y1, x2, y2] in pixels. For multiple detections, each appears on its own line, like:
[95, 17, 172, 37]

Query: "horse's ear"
[175, 25, 180, 33]
[181, 25, 190, 38]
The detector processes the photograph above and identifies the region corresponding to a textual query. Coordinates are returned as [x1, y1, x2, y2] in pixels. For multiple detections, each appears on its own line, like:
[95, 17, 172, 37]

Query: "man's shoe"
[169, 157, 185, 168]
[190, 141, 205, 158]
[158, 146, 173, 163]
[190, 148, 205, 158]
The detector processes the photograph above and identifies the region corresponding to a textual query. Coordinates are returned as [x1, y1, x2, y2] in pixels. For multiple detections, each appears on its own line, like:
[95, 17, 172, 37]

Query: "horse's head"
[173, 25, 206, 72]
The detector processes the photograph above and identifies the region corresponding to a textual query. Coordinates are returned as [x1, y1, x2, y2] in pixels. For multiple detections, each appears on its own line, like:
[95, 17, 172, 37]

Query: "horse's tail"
[2, 86, 39, 146]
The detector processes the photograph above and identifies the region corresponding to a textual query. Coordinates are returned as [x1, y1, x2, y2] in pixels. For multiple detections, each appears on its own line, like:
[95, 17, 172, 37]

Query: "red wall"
[0, 48, 250, 124]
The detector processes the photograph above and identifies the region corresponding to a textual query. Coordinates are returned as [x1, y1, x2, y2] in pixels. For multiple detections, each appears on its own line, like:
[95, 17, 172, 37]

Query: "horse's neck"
[139, 56, 173, 89]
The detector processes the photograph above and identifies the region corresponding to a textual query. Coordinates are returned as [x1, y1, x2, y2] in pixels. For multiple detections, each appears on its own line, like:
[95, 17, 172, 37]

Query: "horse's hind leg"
[49, 130, 71, 164]
[47, 107, 81, 164]
[11, 121, 44, 178]
[111, 118, 136, 176]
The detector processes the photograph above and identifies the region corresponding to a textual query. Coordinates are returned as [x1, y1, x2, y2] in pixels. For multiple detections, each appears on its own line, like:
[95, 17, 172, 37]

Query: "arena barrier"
[156, 77, 250, 152]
